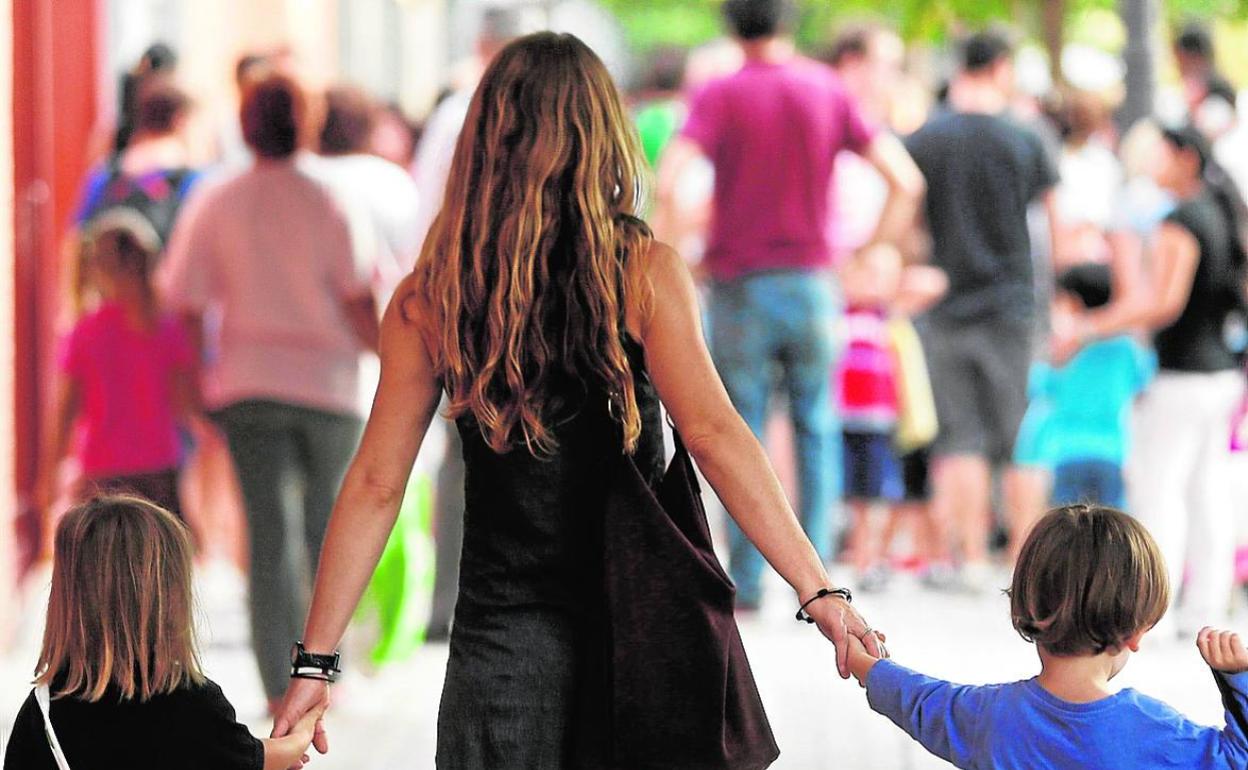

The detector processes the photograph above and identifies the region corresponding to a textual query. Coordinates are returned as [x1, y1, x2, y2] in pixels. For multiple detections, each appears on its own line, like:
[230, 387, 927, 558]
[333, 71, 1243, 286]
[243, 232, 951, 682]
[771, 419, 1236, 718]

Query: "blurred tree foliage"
[598, 0, 1248, 52]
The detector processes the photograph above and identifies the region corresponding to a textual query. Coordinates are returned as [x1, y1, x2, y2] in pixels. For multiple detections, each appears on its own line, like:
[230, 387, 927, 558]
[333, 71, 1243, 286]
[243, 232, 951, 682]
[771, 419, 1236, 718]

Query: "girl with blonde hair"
[2, 496, 326, 769]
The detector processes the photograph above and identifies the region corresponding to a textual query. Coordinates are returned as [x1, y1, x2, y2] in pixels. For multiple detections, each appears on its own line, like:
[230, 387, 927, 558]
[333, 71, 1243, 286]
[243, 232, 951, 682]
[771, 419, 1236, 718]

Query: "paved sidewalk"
[1, 558, 1234, 769]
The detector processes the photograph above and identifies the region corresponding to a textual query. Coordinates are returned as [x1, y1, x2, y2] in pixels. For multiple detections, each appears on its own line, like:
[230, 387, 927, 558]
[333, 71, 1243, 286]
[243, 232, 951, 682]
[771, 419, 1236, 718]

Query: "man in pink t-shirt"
[656, 0, 923, 608]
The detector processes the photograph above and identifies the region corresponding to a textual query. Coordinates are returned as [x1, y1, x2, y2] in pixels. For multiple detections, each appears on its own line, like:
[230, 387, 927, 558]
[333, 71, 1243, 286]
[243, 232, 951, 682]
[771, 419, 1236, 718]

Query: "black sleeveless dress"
[435, 337, 665, 769]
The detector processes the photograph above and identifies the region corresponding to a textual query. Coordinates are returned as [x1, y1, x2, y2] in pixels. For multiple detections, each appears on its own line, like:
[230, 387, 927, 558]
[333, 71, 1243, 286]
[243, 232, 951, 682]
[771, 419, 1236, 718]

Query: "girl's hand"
[1198, 627, 1248, 674]
[272, 677, 332, 766]
[290, 695, 329, 750]
[262, 689, 328, 770]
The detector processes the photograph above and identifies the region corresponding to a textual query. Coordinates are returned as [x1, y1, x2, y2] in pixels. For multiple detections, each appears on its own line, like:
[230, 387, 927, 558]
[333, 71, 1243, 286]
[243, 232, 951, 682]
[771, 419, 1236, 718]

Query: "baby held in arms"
[846, 504, 1248, 769]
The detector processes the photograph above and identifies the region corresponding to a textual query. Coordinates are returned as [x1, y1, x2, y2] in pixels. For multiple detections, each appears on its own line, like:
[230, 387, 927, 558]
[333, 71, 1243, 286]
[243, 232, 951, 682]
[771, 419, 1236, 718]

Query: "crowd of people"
[640, 12, 1248, 629]
[9, 0, 1248, 767]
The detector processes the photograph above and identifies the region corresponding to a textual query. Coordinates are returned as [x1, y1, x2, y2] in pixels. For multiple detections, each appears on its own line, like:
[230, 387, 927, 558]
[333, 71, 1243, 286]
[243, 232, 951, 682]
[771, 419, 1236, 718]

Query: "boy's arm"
[853, 637, 989, 769]
[847, 633, 881, 685]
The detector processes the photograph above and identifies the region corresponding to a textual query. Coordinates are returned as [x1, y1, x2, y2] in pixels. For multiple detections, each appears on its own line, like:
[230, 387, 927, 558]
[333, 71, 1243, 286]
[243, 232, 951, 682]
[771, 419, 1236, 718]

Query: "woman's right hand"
[271, 677, 332, 768]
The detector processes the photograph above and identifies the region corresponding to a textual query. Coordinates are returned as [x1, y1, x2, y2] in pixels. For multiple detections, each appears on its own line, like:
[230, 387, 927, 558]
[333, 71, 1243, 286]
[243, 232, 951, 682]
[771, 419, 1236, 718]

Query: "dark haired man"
[1172, 22, 1240, 144]
[113, 42, 179, 155]
[312, 85, 420, 305]
[903, 31, 1060, 586]
[825, 22, 905, 124]
[75, 79, 201, 267]
[657, 0, 924, 609]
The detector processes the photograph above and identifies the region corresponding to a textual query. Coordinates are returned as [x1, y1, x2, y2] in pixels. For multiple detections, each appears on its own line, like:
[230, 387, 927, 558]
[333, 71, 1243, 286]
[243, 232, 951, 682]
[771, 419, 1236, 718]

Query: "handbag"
[888, 316, 939, 455]
[34, 685, 73, 770]
[577, 427, 779, 769]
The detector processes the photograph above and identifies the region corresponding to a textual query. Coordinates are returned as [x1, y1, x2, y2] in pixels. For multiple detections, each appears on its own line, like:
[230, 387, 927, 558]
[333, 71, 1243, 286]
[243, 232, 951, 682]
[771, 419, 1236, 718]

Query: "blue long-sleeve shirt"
[867, 659, 1248, 769]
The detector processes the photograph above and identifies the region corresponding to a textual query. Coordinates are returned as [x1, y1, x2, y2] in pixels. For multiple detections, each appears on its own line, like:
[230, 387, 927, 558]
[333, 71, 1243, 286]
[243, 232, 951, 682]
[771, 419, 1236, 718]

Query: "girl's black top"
[3, 677, 262, 770]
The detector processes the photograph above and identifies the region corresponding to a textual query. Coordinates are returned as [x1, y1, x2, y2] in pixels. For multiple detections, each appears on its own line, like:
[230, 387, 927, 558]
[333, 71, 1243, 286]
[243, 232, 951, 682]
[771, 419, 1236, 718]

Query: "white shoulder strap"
[34, 685, 73, 770]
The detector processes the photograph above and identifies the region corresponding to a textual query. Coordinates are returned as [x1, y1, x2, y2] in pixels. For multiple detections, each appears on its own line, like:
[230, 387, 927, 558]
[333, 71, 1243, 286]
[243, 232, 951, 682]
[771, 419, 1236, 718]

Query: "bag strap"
[34, 685, 73, 770]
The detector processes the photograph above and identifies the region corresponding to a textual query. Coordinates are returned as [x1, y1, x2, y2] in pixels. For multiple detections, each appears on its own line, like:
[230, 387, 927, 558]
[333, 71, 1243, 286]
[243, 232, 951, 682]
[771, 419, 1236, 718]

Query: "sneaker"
[920, 563, 960, 592]
[857, 565, 893, 594]
[424, 624, 451, 644]
[958, 561, 1006, 596]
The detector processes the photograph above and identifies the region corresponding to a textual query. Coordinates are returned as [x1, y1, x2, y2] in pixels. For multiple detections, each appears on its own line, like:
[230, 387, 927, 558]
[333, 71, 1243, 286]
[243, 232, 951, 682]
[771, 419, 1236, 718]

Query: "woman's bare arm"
[272, 275, 442, 756]
[636, 242, 883, 677]
[36, 378, 79, 526]
[1055, 223, 1198, 362]
[1082, 229, 1148, 338]
[1140, 223, 1200, 331]
[304, 281, 440, 651]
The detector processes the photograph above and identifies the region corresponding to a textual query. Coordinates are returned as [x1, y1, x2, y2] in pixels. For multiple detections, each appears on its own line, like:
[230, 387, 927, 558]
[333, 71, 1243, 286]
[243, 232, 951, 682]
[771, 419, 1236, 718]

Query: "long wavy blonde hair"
[413, 32, 653, 455]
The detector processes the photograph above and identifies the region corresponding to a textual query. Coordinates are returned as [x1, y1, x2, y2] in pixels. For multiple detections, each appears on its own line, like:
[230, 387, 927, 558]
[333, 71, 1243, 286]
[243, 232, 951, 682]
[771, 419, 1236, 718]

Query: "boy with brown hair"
[846, 504, 1248, 768]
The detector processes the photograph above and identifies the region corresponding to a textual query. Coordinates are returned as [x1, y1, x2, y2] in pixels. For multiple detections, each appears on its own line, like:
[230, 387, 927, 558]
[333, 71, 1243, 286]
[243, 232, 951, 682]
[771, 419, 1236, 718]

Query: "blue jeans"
[1052, 459, 1125, 509]
[708, 271, 841, 606]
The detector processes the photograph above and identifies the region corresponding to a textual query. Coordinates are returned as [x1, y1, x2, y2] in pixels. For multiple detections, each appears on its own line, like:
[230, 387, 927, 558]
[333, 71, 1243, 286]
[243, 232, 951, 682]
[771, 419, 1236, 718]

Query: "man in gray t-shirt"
[905, 32, 1059, 583]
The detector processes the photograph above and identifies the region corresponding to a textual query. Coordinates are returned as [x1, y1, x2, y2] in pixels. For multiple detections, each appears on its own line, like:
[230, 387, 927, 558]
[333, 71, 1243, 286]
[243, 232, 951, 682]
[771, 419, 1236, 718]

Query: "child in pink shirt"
[838, 244, 946, 591]
[39, 210, 200, 520]
[838, 245, 904, 589]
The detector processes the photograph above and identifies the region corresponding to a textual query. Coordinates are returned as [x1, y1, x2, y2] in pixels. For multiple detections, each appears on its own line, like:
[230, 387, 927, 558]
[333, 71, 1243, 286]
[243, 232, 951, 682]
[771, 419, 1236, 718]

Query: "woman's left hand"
[805, 595, 888, 680]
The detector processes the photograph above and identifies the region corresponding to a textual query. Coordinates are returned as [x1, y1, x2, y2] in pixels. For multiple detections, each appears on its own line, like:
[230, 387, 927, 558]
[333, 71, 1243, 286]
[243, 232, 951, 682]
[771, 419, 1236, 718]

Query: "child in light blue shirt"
[1038, 264, 1154, 508]
[847, 505, 1248, 769]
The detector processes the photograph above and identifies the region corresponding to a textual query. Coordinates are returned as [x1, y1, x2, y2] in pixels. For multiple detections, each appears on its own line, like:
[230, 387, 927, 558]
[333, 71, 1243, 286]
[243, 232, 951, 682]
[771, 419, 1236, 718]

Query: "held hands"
[1198, 627, 1248, 674]
[804, 595, 888, 680]
[844, 633, 882, 688]
[289, 695, 330, 768]
[272, 677, 332, 769]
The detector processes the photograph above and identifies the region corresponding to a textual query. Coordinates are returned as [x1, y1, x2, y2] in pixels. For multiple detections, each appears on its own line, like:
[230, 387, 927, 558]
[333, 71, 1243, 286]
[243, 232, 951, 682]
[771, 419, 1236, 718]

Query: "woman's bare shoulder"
[626, 240, 696, 340]
[640, 239, 683, 276]
[382, 272, 438, 354]
[642, 240, 698, 304]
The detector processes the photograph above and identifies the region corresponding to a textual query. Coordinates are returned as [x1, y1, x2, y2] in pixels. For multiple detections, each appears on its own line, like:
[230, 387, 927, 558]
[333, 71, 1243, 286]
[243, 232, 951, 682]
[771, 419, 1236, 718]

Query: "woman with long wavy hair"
[273, 32, 884, 768]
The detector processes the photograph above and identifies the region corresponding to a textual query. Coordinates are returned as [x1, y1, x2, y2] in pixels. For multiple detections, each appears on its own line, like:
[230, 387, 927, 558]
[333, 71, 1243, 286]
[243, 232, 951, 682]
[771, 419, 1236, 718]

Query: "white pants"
[1130, 370, 1246, 631]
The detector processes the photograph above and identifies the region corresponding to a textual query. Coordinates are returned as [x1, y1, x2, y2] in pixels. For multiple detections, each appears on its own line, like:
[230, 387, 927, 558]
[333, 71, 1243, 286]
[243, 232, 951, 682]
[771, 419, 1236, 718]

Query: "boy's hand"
[1198, 627, 1248, 674]
[846, 632, 882, 688]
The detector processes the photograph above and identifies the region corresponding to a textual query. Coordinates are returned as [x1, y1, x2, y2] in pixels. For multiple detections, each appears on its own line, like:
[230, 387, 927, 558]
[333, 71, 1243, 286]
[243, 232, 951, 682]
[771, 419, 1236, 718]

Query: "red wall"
[11, 0, 99, 571]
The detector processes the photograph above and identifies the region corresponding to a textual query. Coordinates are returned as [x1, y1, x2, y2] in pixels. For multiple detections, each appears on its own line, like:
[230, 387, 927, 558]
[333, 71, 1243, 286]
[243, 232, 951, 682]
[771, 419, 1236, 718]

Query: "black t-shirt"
[3, 678, 262, 770]
[905, 111, 1059, 324]
[1156, 190, 1243, 372]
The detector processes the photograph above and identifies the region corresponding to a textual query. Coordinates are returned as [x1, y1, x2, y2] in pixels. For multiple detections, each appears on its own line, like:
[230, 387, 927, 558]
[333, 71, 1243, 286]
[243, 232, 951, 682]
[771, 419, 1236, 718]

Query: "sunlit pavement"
[2, 558, 1236, 770]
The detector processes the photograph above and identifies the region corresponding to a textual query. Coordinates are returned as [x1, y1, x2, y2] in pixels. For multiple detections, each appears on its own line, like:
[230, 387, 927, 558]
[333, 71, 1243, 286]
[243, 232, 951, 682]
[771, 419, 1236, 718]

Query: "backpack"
[82, 161, 195, 249]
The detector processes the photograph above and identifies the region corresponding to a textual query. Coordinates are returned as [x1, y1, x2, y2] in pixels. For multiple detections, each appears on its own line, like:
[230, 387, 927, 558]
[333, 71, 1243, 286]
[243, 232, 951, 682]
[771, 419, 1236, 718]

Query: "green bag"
[356, 471, 435, 666]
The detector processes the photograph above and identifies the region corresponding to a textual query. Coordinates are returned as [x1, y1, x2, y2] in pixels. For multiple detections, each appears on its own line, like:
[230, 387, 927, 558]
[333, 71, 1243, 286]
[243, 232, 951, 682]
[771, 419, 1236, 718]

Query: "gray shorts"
[920, 318, 1034, 463]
